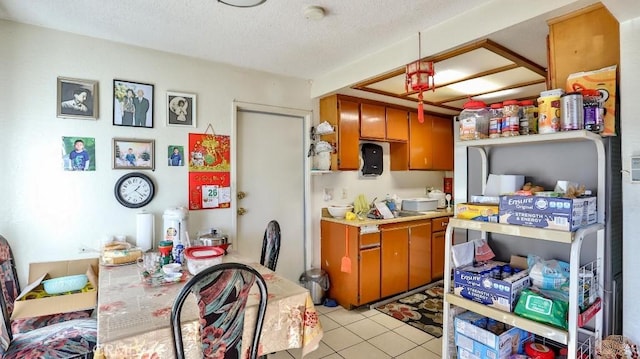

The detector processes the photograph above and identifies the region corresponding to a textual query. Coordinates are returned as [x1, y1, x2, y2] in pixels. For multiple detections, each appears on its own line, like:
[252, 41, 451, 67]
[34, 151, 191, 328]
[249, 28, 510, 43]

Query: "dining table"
[96, 252, 323, 358]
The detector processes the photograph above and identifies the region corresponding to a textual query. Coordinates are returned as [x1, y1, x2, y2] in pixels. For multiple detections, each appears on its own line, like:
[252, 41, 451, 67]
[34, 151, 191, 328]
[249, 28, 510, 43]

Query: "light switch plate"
[632, 156, 640, 183]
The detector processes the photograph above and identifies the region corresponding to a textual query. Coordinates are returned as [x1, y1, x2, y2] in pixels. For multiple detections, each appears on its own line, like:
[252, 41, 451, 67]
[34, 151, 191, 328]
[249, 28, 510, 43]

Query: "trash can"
[299, 268, 330, 305]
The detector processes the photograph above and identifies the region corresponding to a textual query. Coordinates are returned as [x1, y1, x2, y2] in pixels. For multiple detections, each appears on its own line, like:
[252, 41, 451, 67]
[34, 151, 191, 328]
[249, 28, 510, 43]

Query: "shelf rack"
[446, 130, 607, 358]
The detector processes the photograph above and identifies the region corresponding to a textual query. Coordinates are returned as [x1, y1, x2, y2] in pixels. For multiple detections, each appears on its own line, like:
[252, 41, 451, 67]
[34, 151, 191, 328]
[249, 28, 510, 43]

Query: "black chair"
[171, 262, 268, 359]
[260, 220, 281, 271]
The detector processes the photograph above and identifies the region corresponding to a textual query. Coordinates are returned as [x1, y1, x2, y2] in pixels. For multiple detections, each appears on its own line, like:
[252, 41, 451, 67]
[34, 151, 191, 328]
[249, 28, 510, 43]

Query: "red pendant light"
[405, 33, 435, 123]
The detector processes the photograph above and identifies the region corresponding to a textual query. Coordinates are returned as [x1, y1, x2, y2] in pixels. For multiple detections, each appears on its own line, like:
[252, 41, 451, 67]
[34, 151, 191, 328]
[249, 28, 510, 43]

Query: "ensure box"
[499, 195, 596, 231]
[454, 262, 530, 312]
[454, 312, 531, 357]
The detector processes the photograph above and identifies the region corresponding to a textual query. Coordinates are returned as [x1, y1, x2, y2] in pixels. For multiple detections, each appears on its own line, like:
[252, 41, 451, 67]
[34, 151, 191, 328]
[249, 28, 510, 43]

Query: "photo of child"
[62, 136, 96, 171]
[168, 145, 184, 166]
[113, 138, 154, 170]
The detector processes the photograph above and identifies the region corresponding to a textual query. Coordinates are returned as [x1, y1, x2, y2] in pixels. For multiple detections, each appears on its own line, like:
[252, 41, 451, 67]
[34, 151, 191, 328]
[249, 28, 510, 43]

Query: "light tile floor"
[269, 305, 443, 359]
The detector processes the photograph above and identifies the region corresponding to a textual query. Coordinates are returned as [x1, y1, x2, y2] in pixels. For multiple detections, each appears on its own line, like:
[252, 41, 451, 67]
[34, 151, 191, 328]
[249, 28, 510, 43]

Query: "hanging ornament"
[405, 32, 435, 123]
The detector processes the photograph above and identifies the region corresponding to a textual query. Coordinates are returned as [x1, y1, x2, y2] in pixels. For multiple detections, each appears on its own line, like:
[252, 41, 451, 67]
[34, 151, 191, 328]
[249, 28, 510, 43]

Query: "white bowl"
[328, 205, 354, 219]
[162, 263, 182, 274]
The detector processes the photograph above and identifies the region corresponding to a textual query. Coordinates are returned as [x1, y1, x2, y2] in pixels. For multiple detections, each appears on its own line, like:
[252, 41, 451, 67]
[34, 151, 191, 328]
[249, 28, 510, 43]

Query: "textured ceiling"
[0, 0, 493, 80]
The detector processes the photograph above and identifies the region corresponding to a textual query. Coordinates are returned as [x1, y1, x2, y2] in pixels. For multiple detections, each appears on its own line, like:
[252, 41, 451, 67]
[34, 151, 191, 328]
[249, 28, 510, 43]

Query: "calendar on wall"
[188, 125, 231, 210]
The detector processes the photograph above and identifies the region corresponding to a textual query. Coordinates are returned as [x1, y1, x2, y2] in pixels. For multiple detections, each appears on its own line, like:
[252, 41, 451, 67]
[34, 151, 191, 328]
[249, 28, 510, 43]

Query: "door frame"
[230, 101, 313, 270]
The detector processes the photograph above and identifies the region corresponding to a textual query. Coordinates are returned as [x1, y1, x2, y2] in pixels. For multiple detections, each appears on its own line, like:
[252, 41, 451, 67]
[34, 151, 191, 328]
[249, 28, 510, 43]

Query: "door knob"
[237, 191, 246, 200]
[237, 207, 247, 216]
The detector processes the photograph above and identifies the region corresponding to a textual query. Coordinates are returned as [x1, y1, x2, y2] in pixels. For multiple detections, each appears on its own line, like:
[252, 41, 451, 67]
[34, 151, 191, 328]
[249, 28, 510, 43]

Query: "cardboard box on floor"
[11, 258, 99, 320]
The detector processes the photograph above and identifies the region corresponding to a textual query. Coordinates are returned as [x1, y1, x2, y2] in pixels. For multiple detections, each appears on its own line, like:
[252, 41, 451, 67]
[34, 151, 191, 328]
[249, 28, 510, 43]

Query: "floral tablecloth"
[97, 253, 323, 358]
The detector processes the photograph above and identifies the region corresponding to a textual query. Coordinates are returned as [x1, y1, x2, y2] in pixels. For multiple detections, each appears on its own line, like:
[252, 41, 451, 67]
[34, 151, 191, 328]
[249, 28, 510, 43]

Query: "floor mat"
[375, 281, 444, 338]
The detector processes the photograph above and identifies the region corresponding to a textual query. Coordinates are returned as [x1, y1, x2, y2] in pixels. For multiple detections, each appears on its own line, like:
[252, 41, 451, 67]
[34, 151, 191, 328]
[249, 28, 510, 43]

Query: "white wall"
[620, 16, 640, 343]
[0, 20, 312, 287]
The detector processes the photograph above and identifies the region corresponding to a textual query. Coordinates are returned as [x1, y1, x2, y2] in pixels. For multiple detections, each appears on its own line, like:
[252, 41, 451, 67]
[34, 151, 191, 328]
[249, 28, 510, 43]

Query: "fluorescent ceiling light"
[448, 78, 499, 95]
[218, 0, 266, 8]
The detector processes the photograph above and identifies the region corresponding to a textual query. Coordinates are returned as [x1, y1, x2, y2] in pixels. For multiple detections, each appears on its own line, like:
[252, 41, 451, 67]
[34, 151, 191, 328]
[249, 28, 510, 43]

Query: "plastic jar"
[502, 100, 520, 136]
[459, 100, 489, 140]
[582, 89, 603, 133]
[560, 92, 584, 131]
[488, 103, 503, 138]
[519, 99, 538, 135]
[538, 89, 564, 134]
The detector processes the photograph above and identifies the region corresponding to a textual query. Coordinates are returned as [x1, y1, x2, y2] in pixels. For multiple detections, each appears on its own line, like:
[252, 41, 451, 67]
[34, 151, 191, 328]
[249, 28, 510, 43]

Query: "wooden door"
[337, 99, 360, 170]
[409, 111, 433, 169]
[359, 247, 381, 304]
[431, 115, 454, 170]
[360, 103, 386, 140]
[381, 226, 409, 297]
[431, 230, 445, 280]
[409, 221, 432, 289]
[386, 107, 409, 142]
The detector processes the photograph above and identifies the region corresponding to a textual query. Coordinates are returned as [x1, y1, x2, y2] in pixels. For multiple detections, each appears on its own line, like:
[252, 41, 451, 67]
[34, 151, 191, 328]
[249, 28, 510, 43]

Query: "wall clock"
[114, 172, 155, 208]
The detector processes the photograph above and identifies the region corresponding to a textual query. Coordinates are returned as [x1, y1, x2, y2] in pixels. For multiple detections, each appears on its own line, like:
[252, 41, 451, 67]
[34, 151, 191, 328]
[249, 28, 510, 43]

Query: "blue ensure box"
[454, 312, 532, 358]
[453, 262, 530, 312]
[498, 195, 597, 231]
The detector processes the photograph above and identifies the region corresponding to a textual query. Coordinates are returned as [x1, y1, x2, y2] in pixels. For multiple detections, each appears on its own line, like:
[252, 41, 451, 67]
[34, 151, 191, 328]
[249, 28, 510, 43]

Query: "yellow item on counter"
[345, 212, 356, 221]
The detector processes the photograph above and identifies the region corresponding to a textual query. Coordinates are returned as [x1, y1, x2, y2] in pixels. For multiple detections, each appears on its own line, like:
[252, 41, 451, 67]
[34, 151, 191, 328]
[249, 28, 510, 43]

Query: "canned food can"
[537, 91, 563, 134]
[560, 92, 584, 131]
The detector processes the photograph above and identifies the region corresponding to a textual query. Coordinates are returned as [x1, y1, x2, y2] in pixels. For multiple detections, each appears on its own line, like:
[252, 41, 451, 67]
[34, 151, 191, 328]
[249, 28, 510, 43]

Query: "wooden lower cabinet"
[359, 247, 381, 304]
[408, 220, 432, 288]
[380, 224, 409, 297]
[430, 216, 450, 280]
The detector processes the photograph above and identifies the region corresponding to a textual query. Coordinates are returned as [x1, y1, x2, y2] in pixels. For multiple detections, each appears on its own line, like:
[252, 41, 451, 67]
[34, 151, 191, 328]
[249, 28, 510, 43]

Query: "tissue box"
[499, 195, 597, 231]
[484, 175, 525, 196]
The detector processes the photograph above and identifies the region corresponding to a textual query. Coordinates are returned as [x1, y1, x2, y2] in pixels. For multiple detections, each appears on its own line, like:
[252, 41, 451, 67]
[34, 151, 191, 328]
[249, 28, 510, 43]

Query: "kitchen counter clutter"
[320, 209, 452, 308]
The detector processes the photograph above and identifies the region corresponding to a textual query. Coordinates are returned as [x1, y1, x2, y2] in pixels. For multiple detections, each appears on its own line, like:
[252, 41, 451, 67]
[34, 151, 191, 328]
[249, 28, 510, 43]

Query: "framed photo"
[167, 91, 196, 127]
[113, 79, 154, 128]
[112, 138, 155, 170]
[57, 77, 98, 120]
[168, 145, 185, 166]
[61, 136, 96, 171]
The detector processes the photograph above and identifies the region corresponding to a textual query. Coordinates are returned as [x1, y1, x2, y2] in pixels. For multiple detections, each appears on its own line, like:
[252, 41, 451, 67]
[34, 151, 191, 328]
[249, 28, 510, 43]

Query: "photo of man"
[113, 80, 154, 128]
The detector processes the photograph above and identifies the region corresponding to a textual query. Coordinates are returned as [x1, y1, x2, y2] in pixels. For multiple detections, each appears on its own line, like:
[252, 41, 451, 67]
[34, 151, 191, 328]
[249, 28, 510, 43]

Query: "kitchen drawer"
[360, 232, 380, 248]
[432, 217, 450, 232]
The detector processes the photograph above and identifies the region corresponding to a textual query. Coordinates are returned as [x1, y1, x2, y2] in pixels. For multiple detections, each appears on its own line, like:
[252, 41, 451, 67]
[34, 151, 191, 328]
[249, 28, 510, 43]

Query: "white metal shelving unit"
[444, 130, 606, 358]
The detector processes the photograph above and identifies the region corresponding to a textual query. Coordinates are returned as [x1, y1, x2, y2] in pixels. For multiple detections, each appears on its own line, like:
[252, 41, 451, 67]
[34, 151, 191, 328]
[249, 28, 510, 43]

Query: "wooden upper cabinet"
[319, 95, 360, 170]
[386, 107, 409, 142]
[360, 103, 386, 140]
[431, 115, 454, 171]
[408, 111, 433, 170]
[548, 3, 620, 89]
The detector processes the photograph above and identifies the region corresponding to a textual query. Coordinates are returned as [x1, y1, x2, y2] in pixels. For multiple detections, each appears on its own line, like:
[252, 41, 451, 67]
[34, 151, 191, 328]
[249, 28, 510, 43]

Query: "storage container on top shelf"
[519, 99, 538, 135]
[459, 100, 489, 141]
[488, 103, 503, 139]
[501, 100, 520, 137]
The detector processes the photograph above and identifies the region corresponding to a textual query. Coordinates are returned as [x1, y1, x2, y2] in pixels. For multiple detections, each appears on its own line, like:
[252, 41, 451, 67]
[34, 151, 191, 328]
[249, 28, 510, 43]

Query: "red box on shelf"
[578, 297, 602, 327]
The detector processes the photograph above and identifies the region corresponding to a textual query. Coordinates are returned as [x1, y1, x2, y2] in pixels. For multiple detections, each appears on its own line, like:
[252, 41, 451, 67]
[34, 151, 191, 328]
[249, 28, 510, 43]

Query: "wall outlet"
[78, 245, 96, 254]
[341, 188, 348, 199]
[323, 188, 334, 201]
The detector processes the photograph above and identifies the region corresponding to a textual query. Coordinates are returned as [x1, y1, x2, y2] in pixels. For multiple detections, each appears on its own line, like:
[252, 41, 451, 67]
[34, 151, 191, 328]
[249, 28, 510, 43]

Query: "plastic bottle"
[582, 89, 603, 133]
[520, 100, 538, 135]
[459, 100, 490, 140]
[489, 103, 503, 138]
[502, 100, 520, 136]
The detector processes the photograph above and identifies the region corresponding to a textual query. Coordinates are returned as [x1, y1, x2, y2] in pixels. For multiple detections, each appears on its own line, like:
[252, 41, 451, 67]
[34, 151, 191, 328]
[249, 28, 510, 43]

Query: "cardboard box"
[12, 258, 99, 320]
[454, 261, 530, 312]
[484, 175, 525, 197]
[499, 195, 597, 231]
[454, 312, 531, 356]
[456, 203, 499, 222]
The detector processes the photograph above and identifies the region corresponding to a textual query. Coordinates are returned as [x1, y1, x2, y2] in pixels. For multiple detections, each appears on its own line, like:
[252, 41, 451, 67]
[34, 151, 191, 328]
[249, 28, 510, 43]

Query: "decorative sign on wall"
[188, 125, 231, 210]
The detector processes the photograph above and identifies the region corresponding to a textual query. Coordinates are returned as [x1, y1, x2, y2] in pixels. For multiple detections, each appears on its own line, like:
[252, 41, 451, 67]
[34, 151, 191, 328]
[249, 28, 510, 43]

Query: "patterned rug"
[374, 281, 444, 338]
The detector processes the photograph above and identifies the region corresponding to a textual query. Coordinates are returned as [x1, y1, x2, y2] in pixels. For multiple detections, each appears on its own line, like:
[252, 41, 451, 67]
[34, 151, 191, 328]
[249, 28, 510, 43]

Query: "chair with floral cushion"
[260, 220, 281, 271]
[0, 259, 97, 359]
[171, 262, 268, 359]
[0, 235, 93, 334]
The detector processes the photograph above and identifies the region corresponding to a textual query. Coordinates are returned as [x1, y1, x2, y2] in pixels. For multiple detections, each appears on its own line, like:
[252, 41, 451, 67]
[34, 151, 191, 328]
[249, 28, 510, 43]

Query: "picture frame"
[168, 145, 185, 166]
[57, 77, 98, 120]
[167, 91, 197, 127]
[112, 138, 155, 170]
[61, 136, 96, 171]
[113, 79, 154, 128]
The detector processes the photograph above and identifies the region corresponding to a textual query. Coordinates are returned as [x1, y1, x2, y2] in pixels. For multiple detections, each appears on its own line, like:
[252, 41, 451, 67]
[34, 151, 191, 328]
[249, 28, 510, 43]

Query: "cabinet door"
[431, 230, 445, 280]
[337, 99, 361, 170]
[386, 107, 409, 142]
[409, 112, 433, 169]
[359, 247, 381, 305]
[360, 103, 386, 140]
[381, 227, 409, 297]
[409, 221, 432, 289]
[431, 115, 453, 171]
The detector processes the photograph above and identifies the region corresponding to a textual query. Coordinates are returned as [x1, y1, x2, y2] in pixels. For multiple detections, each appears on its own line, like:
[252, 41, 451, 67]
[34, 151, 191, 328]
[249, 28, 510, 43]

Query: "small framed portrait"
[112, 138, 155, 170]
[57, 77, 98, 120]
[62, 136, 96, 171]
[167, 91, 196, 127]
[168, 145, 185, 166]
[113, 79, 154, 128]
